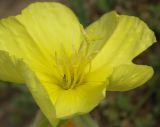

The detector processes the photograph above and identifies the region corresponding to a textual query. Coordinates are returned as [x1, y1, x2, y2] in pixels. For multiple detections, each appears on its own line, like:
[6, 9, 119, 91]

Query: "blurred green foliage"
[0, 83, 37, 127]
[0, 0, 160, 127]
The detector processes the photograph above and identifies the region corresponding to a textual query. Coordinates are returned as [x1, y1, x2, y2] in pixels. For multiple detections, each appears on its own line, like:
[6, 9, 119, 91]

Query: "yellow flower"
[0, 2, 156, 124]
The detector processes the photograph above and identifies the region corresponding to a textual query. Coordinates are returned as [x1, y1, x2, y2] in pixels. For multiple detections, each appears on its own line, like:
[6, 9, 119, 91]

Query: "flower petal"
[17, 59, 107, 118]
[0, 16, 56, 83]
[84, 64, 112, 83]
[0, 2, 80, 83]
[17, 61, 59, 126]
[0, 51, 24, 83]
[16, 2, 82, 57]
[85, 11, 119, 55]
[108, 64, 153, 91]
[86, 11, 156, 70]
[45, 82, 107, 118]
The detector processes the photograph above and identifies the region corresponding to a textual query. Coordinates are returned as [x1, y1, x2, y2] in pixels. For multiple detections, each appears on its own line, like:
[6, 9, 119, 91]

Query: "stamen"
[53, 31, 101, 90]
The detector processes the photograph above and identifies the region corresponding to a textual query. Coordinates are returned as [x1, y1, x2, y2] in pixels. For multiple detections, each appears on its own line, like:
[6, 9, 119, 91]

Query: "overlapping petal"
[108, 63, 154, 91]
[86, 11, 156, 70]
[0, 16, 53, 83]
[17, 60, 108, 118]
[44, 81, 107, 118]
[85, 11, 119, 57]
[17, 61, 58, 126]
[16, 2, 82, 57]
[86, 11, 156, 90]
[0, 51, 24, 83]
[0, 2, 82, 83]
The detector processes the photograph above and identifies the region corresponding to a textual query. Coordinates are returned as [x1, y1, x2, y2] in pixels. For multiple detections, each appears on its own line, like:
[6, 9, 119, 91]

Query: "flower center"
[54, 31, 101, 90]
[55, 42, 90, 90]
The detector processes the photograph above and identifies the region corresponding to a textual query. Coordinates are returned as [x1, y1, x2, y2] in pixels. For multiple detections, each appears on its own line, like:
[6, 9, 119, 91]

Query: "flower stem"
[30, 112, 98, 127]
[73, 114, 99, 127]
[30, 111, 53, 127]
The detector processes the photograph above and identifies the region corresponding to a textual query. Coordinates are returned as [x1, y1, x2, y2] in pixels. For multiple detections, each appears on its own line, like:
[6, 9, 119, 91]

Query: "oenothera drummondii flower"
[0, 2, 156, 124]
